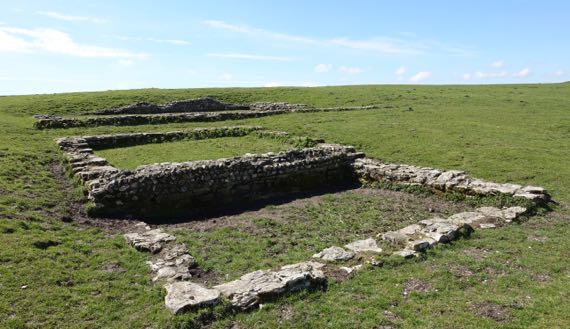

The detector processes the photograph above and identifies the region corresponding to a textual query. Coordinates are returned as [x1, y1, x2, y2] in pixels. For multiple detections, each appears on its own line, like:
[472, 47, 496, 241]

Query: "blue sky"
[0, 0, 568, 95]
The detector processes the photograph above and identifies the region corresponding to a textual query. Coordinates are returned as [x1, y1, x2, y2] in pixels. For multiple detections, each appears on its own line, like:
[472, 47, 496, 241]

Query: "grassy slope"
[96, 135, 293, 170]
[0, 83, 569, 328]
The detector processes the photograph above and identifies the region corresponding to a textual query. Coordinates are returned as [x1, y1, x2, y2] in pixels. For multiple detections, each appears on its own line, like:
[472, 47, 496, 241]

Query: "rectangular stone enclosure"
[56, 126, 364, 218]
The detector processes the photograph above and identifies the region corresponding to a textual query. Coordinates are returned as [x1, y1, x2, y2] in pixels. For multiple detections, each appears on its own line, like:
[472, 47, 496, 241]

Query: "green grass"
[96, 135, 294, 170]
[0, 83, 569, 328]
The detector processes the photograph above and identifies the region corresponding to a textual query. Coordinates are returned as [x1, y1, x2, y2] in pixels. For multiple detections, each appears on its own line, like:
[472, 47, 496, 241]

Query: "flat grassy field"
[0, 83, 569, 328]
[96, 135, 294, 170]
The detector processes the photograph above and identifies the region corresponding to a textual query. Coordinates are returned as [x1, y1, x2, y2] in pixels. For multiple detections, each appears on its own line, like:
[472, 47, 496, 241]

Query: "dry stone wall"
[34, 97, 379, 129]
[353, 158, 550, 202]
[89, 97, 250, 115]
[55, 126, 362, 217]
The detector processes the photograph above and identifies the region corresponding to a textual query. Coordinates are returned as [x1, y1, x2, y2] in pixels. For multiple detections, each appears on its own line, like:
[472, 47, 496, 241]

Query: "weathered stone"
[312, 246, 355, 261]
[447, 212, 488, 228]
[344, 238, 383, 253]
[407, 240, 432, 252]
[214, 261, 325, 309]
[502, 206, 527, 221]
[164, 281, 220, 314]
[393, 249, 417, 258]
[476, 207, 505, 219]
[353, 157, 549, 203]
[397, 224, 423, 236]
[380, 231, 408, 244]
[124, 229, 176, 253]
[419, 220, 460, 243]
[340, 264, 363, 274]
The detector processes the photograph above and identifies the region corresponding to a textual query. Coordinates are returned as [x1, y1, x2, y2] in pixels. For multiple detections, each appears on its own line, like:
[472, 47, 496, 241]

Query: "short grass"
[169, 189, 474, 282]
[0, 83, 569, 328]
[96, 135, 294, 170]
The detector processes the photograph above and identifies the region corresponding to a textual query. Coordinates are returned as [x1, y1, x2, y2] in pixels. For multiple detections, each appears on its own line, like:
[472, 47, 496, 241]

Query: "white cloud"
[491, 60, 505, 68]
[146, 38, 190, 45]
[203, 20, 470, 56]
[0, 26, 148, 59]
[463, 73, 471, 81]
[301, 81, 319, 87]
[395, 66, 407, 75]
[203, 20, 318, 45]
[330, 38, 421, 55]
[475, 71, 508, 79]
[339, 66, 363, 74]
[264, 81, 281, 87]
[314, 64, 332, 73]
[117, 59, 134, 66]
[554, 70, 565, 77]
[220, 73, 233, 81]
[513, 68, 531, 78]
[207, 53, 295, 61]
[107, 35, 190, 45]
[35, 11, 106, 23]
[409, 71, 431, 83]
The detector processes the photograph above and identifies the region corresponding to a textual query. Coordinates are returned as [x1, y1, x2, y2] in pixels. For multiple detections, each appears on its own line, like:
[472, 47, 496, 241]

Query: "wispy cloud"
[146, 38, 190, 45]
[491, 60, 505, 68]
[207, 53, 295, 61]
[409, 71, 431, 83]
[35, 11, 106, 23]
[203, 20, 318, 44]
[330, 38, 421, 55]
[339, 66, 363, 74]
[395, 66, 407, 75]
[513, 68, 531, 78]
[264, 81, 281, 87]
[203, 20, 471, 56]
[219, 73, 233, 81]
[475, 71, 508, 79]
[463, 73, 471, 80]
[315, 63, 332, 73]
[554, 70, 565, 77]
[107, 35, 190, 45]
[0, 26, 147, 59]
[117, 59, 134, 66]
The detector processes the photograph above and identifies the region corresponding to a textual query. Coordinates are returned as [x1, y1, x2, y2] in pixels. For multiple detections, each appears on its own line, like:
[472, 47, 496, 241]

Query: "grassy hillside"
[0, 84, 569, 328]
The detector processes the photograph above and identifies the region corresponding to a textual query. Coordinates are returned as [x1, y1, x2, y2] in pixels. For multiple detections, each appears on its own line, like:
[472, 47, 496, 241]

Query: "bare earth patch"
[471, 302, 512, 322]
[403, 278, 433, 296]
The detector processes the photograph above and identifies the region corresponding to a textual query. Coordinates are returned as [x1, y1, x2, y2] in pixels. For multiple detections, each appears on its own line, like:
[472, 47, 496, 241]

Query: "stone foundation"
[55, 126, 362, 217]
[34, 97, 379, 129]
[353, 158, 550, 202]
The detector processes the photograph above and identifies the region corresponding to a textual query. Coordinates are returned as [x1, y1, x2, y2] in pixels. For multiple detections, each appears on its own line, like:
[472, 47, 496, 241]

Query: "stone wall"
[353, 157, 550, 202]
[88, 97, 311, 116]
[89, 97, 250, 115]
[34, 101, 379, 129]
[55, 126, 550, 218]
[55, 126, 361, 217]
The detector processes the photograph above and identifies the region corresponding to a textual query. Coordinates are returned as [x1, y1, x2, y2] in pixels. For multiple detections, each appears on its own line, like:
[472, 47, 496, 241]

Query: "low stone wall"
[34, 105, 380, 129]
[353, 157, 550, 202]
[88, 97, 312, 116]
[55, 126, 361, 217]
[35, 110, 289, 129]
[89, 97, 250, 115]
[55, 126, 550, 218]
[89, 145, 362, 217]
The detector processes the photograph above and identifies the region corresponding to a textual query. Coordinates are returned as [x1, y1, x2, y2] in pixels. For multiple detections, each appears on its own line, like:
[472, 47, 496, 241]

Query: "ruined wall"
[89, 97, 250, 115]
[55, 126, 360, 218]
[353, 158, 550, 202]
[88, 144, 362, 217]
